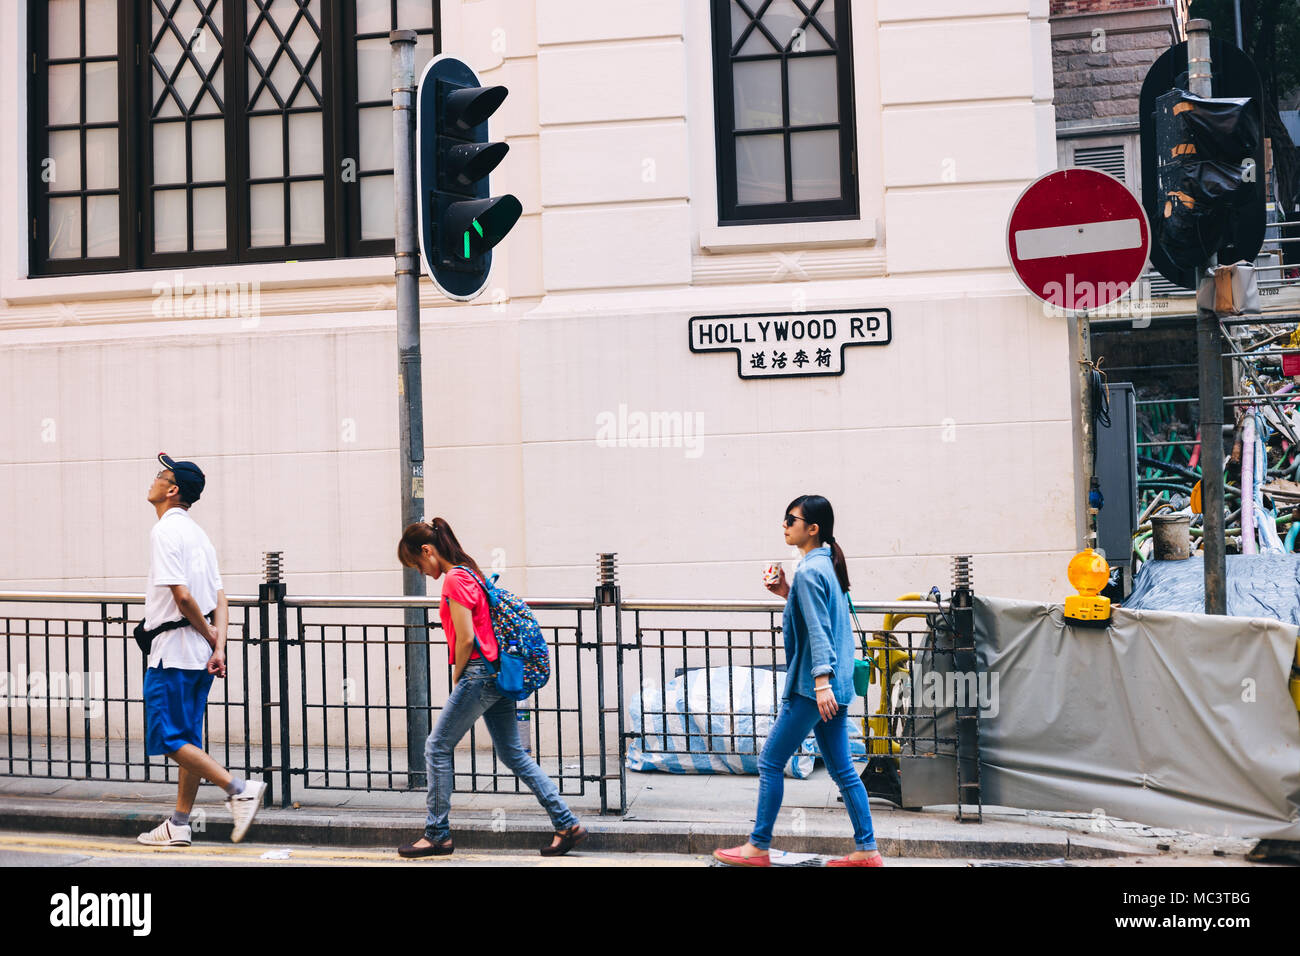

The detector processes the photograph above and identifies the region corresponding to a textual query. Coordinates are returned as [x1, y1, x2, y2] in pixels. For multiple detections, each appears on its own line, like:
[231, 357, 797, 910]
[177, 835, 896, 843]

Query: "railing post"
[594, 553, 624, 814]
[950, 555, 982, 823]
[259, 552, 284, 806]
[263, 552, 293, 809]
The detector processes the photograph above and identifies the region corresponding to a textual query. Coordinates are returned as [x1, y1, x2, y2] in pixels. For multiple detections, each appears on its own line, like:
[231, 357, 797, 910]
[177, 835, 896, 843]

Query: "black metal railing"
[0, 554, 978, 819]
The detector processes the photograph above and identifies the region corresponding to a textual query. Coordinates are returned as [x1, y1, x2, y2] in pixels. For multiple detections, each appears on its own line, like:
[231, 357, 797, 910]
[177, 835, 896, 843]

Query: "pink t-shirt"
[439, 567, 499, 666]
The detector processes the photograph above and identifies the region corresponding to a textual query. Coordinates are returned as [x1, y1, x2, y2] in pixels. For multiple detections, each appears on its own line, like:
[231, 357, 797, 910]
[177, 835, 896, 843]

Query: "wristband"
[815, 685, 833, 693]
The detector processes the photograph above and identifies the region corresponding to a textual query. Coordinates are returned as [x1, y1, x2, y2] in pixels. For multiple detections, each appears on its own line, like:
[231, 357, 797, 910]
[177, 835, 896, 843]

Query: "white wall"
[0, 0, 1076, 610]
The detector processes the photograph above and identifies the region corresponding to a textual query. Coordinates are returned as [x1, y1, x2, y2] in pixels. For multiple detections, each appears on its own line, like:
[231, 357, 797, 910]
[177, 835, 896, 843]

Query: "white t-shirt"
[144, 507, 224, 670]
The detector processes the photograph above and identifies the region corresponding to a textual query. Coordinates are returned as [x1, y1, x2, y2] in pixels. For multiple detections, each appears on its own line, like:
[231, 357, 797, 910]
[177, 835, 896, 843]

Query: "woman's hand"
[765, 565, 790, 599]
[815, 684, 838, 722]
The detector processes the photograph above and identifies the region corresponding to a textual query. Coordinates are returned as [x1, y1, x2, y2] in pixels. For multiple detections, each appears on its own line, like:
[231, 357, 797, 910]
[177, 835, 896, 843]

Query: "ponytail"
[397, 517, 485, 580]
[786, 494, 851, 593]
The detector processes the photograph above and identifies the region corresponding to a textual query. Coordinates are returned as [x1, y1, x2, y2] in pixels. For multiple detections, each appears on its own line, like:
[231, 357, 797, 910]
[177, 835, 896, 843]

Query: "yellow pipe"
[862, 593, 929, 755]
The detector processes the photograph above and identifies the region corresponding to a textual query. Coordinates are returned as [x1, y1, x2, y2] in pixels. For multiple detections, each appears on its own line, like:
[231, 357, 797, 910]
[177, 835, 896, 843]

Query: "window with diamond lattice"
[710, 0, 858, 225]
[28, 0, 439, 276]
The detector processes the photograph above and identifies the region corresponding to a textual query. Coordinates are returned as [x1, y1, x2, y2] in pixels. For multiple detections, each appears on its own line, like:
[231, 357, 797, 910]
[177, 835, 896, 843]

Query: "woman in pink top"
[395, 518, 585, 858]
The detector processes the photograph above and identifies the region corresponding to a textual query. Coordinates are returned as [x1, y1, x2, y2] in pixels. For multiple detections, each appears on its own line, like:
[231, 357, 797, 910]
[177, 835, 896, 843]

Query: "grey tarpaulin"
[908, 596, 1300, 841]
[1126, 553, 1300, 626]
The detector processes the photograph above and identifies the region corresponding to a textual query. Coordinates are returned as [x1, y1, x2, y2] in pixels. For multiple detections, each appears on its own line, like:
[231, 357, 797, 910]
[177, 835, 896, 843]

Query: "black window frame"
[27, 0, 439, 278]
[710, 0, 858, 227]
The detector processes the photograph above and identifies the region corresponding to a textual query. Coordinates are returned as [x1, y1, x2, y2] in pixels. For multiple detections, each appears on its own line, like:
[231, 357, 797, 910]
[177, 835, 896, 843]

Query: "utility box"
[1095, 382, 1138, 596]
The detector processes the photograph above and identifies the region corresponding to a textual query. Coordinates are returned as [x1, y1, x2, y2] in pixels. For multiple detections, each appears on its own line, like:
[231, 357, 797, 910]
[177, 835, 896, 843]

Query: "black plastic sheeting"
[1126, 553, 1300, 625]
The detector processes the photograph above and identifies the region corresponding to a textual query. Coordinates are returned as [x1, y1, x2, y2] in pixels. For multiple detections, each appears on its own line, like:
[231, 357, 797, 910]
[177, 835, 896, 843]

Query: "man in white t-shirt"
[137, 452, 266, 847]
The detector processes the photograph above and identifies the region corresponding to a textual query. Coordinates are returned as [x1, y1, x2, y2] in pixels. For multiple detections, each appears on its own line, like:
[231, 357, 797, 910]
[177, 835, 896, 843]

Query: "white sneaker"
[137, 818, 191, 847]
[225, 779, 267, 843]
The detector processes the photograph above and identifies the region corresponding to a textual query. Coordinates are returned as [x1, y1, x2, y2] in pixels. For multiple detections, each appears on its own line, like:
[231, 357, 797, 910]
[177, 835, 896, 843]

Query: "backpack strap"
[450, 565, 499, 667]
[846, 591, 869, 657]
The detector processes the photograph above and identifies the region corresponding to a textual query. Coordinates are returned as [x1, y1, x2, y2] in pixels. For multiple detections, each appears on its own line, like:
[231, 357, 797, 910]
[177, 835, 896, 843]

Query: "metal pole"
[1233, 0, 1243, 49]
[1187, 18, 1227, 615]
[391, 30, 429, 785]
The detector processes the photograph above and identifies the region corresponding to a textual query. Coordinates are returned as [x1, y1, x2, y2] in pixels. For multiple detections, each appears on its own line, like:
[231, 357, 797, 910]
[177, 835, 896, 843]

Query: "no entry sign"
[1007, 168, 1151, 312]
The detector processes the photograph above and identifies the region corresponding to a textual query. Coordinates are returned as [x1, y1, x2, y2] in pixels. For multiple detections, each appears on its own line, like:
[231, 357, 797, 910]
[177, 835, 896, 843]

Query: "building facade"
[1, 1, 1078, 606]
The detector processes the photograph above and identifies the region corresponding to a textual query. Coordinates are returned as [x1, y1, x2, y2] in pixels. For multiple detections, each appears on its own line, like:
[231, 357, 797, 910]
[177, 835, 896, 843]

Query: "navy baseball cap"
[158, 452, 206, 504]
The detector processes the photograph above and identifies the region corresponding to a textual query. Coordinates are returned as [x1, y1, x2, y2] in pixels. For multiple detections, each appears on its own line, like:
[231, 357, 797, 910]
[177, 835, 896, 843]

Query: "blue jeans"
[750, 693, 877, 852]
[424, 659, 578, 842]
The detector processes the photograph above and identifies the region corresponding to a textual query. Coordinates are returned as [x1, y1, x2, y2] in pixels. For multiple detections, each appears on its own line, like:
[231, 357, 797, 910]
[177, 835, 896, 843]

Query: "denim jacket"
[781, 546, 856, 705]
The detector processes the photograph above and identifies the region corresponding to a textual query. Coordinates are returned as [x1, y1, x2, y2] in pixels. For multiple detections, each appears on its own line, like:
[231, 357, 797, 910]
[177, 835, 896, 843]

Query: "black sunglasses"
[784, 513, 810, 527]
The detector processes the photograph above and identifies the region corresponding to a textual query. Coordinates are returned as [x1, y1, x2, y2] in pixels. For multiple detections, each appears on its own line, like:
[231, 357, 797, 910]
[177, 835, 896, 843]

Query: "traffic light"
[1138, 38, 1267, 289]
[417, 56, 522, 301]
[1153, 89, 1261, 272]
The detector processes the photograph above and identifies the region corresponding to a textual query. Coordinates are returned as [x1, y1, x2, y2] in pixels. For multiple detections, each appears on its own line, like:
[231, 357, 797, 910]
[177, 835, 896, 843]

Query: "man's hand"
[207, 648, 226, 678]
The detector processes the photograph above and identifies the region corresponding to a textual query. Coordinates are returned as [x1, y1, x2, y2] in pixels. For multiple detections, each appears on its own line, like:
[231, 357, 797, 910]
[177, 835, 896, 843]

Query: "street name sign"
[689, 308, 891, 380]
[1007, 168, 1151, 312]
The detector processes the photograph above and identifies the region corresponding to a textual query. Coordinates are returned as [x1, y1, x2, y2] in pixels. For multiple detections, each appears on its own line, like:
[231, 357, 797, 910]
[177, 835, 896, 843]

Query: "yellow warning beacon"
[1064, 549, 1112, 628]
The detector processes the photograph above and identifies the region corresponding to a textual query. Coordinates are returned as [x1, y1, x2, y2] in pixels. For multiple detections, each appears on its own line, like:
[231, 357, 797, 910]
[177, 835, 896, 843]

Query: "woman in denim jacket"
[714, 495, 882, 867]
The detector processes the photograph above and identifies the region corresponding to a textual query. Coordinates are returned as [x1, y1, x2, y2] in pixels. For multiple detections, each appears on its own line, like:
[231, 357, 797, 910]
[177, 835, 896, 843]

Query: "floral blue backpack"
[455, 565, 550, 701]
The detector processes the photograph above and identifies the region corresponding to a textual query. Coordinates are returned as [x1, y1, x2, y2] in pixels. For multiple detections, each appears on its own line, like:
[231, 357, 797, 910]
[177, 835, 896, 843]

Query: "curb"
[0, 799, 1139, 860]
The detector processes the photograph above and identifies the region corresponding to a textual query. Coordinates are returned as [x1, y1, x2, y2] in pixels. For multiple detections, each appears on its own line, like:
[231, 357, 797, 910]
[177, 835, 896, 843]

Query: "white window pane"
[415, 32, 434, 75]
[361, 175, 394, 241]
[356, 38, 390, 102]
[356, 0, 392, 33]
[732, 1, 776, 56]
[86, 194, 118, 257]
[287, 4, 320, 69]
[816, 0, 836, 39]
[48, 0, 81, 60]
[289, 112, 323, 175]
[269, 51, 298, 103]
[309, 56, 322, 100]
[735, 134, 784, 205]
[791, 130, 840, 201]
[85, 62, 118, 122]
[172, 0, 201, 46]
[48, 130, 82, 191]
[48, 64, 80, 125]
[192, 119, 225, 182]
[191, 23, 222, 75]
[192, 187, 225, 250]
[359, 107, 392, 171]
[49, 198, 82, 258]
[154, 189, 188, 252]
[761, 0, 804, 50]
[154, 27, 184, 81]
[397, 0, 435, 31]
[174, 61, 203, 111]
[248, 115, 283, 179]
[85, 128, 118, 190]
[290, 180, 324, 245]
[733, 60, 782, 130]
[788, 56, 837, 126]
[248, 13, 279, 76]
[85, 0, 118, 57]
[153, 122, 187, 184]
[250, 182, 283, 246]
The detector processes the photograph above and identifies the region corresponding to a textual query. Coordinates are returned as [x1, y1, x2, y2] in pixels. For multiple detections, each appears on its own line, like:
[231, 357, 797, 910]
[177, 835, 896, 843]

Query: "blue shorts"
[144, 666, 214, 756]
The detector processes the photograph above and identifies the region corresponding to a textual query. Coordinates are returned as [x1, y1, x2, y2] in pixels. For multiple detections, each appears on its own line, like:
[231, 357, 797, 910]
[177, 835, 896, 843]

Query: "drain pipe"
[1241, 412, 1257, 554]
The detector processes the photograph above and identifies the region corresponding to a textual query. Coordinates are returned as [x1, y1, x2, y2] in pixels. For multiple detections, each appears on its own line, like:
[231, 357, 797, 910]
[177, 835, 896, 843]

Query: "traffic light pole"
[392, 30, 430, 782]
[1188, 19, 1228, 615]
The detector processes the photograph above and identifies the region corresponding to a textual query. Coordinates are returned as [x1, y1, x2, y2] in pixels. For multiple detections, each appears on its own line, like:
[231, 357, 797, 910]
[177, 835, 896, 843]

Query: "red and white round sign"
[1006, 168, 1151, 312]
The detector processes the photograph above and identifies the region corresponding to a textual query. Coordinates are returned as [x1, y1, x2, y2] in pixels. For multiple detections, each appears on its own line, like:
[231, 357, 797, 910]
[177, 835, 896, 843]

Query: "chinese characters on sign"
[688, 309, 892, 379]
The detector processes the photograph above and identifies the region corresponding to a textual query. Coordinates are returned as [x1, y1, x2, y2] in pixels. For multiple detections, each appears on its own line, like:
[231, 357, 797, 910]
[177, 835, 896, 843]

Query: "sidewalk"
[0, 765, 1263, 862]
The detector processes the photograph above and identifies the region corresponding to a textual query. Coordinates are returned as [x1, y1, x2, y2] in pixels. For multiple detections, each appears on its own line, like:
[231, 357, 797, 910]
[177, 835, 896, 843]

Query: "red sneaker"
[712, 845, 771, 867]
[827, 853, 884, 867]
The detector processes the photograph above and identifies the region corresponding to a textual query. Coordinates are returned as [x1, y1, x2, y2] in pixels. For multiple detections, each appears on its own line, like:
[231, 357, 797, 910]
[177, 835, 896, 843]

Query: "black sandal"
[540, 824, 587, 857]
[398, 835, 454, 858]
